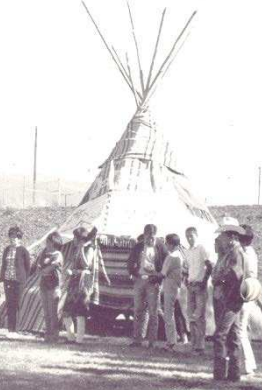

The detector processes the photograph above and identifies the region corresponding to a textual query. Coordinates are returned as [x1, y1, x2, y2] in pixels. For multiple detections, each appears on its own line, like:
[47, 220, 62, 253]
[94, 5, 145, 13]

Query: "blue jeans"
[213, 308, 242, 381]
[239, 302, 257, 373]
[163, 283, 179, 345]
[133, 277, 160, 343]
[187, 284, 207, 350]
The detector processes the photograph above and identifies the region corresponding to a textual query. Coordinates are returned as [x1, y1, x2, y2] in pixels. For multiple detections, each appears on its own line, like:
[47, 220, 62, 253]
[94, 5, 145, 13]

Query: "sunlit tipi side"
[59, 3, 217, 245]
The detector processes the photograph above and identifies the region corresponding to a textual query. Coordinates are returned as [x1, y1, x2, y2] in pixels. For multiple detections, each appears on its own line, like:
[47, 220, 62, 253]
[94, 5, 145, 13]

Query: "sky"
[0, 0, 262, 205]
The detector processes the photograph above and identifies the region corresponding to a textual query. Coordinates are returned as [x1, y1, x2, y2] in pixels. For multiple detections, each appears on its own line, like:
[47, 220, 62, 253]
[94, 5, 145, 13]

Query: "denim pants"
[213, 297, 226, 328]
[40, 287, 60, 341]
[187, 284, 207, 350]
[133, 277, 160, 343]
[163, 282, 179, 345]
[174, 300, 188, 340]
[239, 302, 257, 373]
[4, 280, 22, 332]
[213, 308, 242, 381]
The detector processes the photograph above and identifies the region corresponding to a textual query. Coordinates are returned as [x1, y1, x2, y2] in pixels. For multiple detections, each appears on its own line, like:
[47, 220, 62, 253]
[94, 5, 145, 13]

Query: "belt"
[140, 275, 149, 280]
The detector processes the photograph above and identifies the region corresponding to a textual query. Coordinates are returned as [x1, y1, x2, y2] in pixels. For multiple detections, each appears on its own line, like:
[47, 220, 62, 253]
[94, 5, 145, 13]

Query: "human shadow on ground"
[1, 336, 262, 390]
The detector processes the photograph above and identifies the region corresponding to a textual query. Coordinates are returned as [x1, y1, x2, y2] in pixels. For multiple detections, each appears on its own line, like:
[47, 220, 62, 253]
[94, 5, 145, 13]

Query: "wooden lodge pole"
[126, 1, 145, 94]
[145, 8, 167, 93]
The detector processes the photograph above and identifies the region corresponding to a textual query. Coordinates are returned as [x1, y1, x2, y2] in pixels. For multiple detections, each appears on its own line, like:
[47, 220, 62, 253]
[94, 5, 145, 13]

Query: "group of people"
[0, 225, 110, 344]
[0, 218, 261, 383]
[127, 220, 260, 383]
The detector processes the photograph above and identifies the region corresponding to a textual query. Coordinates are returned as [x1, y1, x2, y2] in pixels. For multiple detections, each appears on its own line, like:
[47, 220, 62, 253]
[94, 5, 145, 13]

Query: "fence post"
[22, 176, 26, 209]
[57, 179, 61, 206]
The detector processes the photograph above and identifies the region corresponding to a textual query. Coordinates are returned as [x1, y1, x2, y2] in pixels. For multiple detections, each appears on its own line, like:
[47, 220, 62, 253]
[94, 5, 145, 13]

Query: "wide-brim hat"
[240, 277, 262, 302]
[216, 216, 246, 236]
[216, 224, 246, 236]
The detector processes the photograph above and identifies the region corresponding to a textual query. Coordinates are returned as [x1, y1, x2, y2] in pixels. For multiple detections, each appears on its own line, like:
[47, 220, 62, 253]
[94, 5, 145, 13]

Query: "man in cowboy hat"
[212, 221, 247, 382]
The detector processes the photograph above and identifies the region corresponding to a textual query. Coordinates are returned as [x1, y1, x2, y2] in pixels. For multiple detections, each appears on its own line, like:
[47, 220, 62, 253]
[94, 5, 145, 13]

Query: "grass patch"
[0, 332, 261, 390]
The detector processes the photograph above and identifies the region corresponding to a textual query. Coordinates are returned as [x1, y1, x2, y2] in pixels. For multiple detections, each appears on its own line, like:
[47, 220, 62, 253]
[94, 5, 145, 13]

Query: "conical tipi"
[59, 3, 217, 246]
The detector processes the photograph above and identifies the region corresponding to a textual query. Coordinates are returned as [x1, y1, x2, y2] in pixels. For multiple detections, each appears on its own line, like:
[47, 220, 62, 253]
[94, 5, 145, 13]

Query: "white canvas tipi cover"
[59, 107, 217, 244]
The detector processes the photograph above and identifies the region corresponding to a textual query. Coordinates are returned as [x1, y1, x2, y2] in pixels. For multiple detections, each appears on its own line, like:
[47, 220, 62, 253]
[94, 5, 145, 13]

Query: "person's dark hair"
[73, 226, 98, 243]
[240, 224, 254, 246]
[185, 227, 198, 235]
[8, 226, 23, 239]
[73, 227, 89, 242]
[137, 234, 144, 243]
[144, 224, 157, 236]
[165, 233, 180, 248]
[46, 231, 63, 250]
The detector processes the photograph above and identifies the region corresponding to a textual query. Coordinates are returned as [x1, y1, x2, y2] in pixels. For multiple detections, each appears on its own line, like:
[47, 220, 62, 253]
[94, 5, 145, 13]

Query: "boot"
[189, 322, 196, 350]
[227, 356, 241, 382]
[213, 357, 228, 381]
[76, 316, 86, 344]
[63, 317, 75, 342]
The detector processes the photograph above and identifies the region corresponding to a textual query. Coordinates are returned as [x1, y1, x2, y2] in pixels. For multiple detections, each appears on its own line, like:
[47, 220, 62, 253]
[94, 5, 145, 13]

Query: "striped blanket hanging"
[0, 241, 118, 333]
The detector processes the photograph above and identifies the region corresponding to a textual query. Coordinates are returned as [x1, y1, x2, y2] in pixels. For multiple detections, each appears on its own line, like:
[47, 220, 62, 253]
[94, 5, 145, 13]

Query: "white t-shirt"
[184, 244, 210, 283]
[162, 250, 183, 291]
[139, 245, 156, 275]
[244, 246, 258, 278]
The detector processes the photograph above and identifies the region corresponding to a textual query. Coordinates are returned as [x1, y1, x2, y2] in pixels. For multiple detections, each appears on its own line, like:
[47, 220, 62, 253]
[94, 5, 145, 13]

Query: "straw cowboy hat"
[240, 277, 262, 302]
[216, 216, 246, 236]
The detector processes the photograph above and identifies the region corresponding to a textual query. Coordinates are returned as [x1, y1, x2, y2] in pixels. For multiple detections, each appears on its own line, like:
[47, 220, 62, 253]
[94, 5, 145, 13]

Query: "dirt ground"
[0, 330, 261, 390]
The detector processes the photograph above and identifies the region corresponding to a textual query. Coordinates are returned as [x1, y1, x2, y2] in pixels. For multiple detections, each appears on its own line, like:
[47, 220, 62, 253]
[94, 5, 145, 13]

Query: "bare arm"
[98, 247, 111, 285]
[182, 257, 189, 285]
[161, 254, 169, 277]
[199, 260, 213, 289]
[83, 246, 94, 269]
